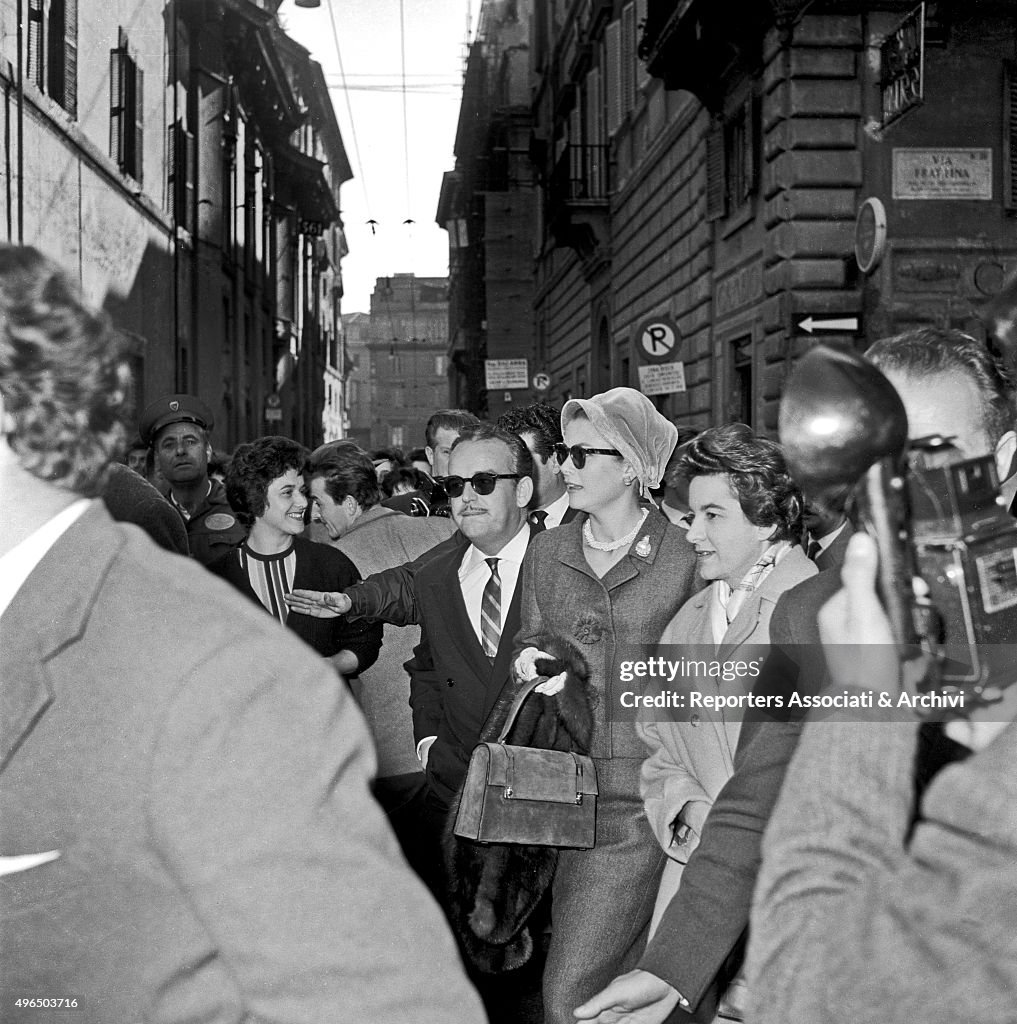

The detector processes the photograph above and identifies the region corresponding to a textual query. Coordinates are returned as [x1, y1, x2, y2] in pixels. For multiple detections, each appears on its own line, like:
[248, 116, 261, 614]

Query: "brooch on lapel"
[634, 535, 652, 558]
[573, 613, 605, 645]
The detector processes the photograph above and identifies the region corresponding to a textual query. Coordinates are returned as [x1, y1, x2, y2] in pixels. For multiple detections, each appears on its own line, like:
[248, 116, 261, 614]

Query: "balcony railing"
[550, 143, 610, 206]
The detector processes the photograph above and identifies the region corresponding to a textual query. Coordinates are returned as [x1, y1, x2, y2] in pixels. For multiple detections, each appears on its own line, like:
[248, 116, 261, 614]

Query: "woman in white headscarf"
[509, 387, 700, 1024]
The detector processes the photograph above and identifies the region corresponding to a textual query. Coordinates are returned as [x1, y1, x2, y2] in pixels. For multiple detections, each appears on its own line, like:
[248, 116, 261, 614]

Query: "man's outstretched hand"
[573, 969, 683, 1024]
[284, 590, 352, 617]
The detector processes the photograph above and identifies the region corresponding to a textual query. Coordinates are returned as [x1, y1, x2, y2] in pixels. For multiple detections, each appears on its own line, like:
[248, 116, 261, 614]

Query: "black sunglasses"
[552, 443, 622, 469]
[436, 473, 522, 498]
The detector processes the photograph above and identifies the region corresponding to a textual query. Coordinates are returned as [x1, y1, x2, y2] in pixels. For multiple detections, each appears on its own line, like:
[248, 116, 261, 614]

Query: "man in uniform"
[139, 394, 246, 565]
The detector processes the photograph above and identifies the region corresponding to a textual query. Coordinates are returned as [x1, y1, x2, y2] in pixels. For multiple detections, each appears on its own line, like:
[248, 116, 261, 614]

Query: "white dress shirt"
[457, 521, 530, 649]
[539, 489, 572, 530]
[417, 520, 530, 765]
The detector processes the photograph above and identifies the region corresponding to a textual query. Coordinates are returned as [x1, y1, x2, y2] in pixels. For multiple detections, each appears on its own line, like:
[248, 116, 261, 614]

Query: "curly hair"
[678, 423, 804, 543]
[496, 402, 563, 460]
[450, 422, 535, 480]
[0, 245, 132, 496]
[306, 441, 381, 510]
[226, 436, 309, 527]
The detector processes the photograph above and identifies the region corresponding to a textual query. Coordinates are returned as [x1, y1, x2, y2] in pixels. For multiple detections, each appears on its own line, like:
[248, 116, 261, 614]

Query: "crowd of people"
[3, 241, 1017, 1024]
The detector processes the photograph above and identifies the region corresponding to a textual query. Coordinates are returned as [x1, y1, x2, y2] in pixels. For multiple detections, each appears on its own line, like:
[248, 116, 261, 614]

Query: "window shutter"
[742, 96, 757, 201]
[110, 47, 125, 168]
[27, 0, 44, 89]
[133, 63, 144, 184]
[63, 0, 77, 117]
[1005, 61, 1017, 210]
[635, 0, 649, 90]
[621, 3, 636, 116]
[586, 67, 603, 196]
[605, 20, 621, 137]
[705, 119, 726, 221]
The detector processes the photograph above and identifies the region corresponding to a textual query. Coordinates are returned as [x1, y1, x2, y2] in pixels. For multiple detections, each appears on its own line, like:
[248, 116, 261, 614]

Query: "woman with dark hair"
[208, 435, 382, 675]
[636, 423, 816, 1012]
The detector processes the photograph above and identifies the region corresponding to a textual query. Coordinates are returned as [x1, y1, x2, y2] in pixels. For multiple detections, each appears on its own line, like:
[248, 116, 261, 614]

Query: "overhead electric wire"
[398, 0, 412, 222]
[323, 0, 371, 215]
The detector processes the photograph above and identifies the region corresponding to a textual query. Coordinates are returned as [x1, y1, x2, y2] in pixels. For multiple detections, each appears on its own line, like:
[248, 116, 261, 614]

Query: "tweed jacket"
[638, 546, 817, 867]
[514, 508, 699, 760]
[330, 505, 455, 776]
[0, 503, 485, 1024]
[747, 696, 1017, 1021]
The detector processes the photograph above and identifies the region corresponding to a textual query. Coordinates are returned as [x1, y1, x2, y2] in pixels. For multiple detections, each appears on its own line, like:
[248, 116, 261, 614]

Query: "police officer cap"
[139, 394, 214, 446]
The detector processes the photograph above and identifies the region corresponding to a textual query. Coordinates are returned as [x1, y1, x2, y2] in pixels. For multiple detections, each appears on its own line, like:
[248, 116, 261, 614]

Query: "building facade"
[363, 274, 450, 452]
[438, 0, 539, 421]
[529, 0, 1017, 432]
[0, 0, 353, 451]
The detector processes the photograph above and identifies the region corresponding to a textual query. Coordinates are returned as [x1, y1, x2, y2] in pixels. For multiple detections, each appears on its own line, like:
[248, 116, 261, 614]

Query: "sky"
[281, 0, 477, 314]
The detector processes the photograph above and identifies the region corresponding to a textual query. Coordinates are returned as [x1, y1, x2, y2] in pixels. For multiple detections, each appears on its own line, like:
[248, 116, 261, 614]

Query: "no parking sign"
[634, 315, 681, 364]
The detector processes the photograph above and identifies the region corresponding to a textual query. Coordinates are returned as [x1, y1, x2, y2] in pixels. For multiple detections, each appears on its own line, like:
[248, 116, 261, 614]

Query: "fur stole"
[442, 636, 597, 974]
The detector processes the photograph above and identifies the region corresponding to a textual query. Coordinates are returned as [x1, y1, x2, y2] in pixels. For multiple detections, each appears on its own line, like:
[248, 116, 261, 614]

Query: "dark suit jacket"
[0, 503, 485, 1024]
[639, 568, 841, 1020]
[812, 523, 852, 572]
[407, 528, 531, 806]
[348, 502, 580, 627]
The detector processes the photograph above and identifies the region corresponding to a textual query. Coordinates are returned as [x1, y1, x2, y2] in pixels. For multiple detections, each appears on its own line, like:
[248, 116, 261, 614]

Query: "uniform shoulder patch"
[205, 513, 237, 531]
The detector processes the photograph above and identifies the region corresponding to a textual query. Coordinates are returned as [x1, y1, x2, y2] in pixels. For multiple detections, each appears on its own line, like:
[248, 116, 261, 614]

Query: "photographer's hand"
[818, 532, 898, 688]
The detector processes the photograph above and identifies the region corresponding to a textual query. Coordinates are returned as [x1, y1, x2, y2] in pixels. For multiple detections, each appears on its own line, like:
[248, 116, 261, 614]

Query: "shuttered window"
[705, 119, 726, 221]
[635, 0, 649, 91]
[110, 33, 143, 182]
[26, 0, 77, 117]
[26, 0, 43, 89]
[621, 3, 636, 116]
[167, 122, 195, 234]
[605, 20, 622, 137]
[1005, 61, 1017, 210]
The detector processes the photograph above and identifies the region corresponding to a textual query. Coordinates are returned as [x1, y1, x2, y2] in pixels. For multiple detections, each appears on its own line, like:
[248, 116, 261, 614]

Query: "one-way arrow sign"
[797, 315, 860, 334]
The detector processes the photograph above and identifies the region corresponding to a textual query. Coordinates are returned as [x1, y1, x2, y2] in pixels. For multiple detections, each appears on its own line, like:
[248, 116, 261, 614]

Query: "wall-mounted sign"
[638, 362, 687, 396]
[880, 3, 924, 129]
[892, 148, 992, 200]
[532, 371, 552, 392]
[485, 358, 529, 390]
[795, 315, 860, 335]
[634, 315, 681, 364]
[854, 197, 888, 274]
[265, 393, 282, 421]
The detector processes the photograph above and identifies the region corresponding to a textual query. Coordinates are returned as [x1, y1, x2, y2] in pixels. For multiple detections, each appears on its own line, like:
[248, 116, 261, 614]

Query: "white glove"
[515, 646, 551, 681]
[534, 671, 567, 696]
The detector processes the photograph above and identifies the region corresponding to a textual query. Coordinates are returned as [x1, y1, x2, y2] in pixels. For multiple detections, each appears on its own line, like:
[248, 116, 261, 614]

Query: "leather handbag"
[453, 678, 599, 848]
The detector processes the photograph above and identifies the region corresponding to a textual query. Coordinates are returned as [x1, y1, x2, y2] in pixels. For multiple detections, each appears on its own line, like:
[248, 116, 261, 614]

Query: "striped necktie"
[480, 557, 501, 658]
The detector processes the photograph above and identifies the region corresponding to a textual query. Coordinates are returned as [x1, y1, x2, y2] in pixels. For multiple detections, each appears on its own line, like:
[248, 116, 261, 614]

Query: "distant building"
[352, 275, 450, 451]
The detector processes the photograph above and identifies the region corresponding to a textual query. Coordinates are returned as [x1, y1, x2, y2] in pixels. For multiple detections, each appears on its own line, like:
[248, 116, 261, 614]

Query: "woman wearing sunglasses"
[511, 387, 700, 1024]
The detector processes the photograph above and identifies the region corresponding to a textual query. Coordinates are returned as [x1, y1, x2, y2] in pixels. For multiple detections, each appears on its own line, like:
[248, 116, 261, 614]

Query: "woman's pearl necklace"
[583, 508, 650, 552]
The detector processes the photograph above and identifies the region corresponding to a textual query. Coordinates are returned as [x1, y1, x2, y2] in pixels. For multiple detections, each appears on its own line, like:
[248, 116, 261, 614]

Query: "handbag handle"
[495, 676, 547, 744]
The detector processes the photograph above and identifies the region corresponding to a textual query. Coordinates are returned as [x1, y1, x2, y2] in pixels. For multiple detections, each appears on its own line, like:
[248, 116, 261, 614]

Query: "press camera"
[780, 345, 1017, 706]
